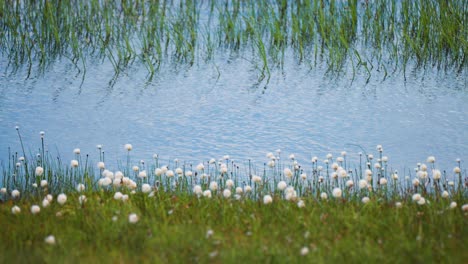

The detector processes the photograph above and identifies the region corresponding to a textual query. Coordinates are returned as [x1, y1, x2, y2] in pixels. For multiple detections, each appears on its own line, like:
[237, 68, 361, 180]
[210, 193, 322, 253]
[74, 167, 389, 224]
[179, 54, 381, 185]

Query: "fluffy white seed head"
[166, 170, 174, 177]
[252, 175, 262, 183]
[124, 144, 133, 151]
[31, 205, 41, 214]
[320, 192, 328, 200]
[223, 189, 231, 198]
[141, 183, 151, 193]
[412, 193, 421, 202]
[453, 167, 461, 174]
[11, 189, 20, 198]
[244, 185, 252, 193]
[185, 171, 193, 177]
[128, 213, 139, 224]
[235, 187, 243, 194]
[395, 202, 402, 208]
[42, 199, 50, 208]
[114, 192, 123, 200]
[76, 183, 85, 192]
[432, 169, 441, 180]
[462, 204, 468, 212]
[226, 179, 234, 188]
[97, 162, 105, 169]
[193, 185, 202, 196]
[35, 166, 44, 177]
[79, 195, 87, 204]
[203, 190, 212, 198]
[283, 168, 293, 178]
[332, 188, 342, 198]
[449, 201, 457, 209]
[0, 187, 6, 194]
[44, 235, 56, 245]
[379, 178, 388, 185]
[346, 180, 354, 188]
[175, 168, 183, 175]
[138, 170, 147, 178]
[70, 160, 79, 168]
[40, 180, 48, 188]
[441, 190, 449, 198]
[297, 200, 305, 208]
[417, 197, 426, 205]
[154, 168, 162, 176]
[196, 163, 205, 171]
[362, 197, 370, 204]
[209, 181, 218, 191]
[300, 247, 309, 256]
[263, 195, 273, 204]
[358, 179, 368, 189]
[57, 193, 67, 205]
[73, 148, 81, 155]
[11, 205, 21, 214]
[46, 194, 53, 202]
[277, 181, 287, 191]
[427, 156, 435, 163]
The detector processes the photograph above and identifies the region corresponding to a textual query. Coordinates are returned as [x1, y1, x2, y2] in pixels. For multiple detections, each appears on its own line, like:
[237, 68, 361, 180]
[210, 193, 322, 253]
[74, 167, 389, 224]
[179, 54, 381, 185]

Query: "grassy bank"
[1, 190, 467, 263]
[1, 0, 466, 81]
[1, 130, 467, 262]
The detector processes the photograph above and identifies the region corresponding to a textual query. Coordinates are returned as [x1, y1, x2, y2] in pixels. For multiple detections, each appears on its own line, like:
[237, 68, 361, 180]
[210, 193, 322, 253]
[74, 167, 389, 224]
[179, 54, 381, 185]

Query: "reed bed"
[1, 0, 466, 81]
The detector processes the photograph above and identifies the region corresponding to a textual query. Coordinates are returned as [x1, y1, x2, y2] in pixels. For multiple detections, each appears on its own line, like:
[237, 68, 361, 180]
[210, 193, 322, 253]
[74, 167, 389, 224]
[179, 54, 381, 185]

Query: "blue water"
[0, 53, 466, 172]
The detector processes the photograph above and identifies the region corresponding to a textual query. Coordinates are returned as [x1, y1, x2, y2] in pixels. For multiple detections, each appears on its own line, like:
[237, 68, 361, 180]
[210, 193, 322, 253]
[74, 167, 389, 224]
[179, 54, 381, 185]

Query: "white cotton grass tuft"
[453, 167, 461, 174]
[0, 187, 6, 194]
[35, 166, 44, 176]
[427, 156, 436, 163]
[196, 163, 205, 171]
[79, 195, 87, 204]
[124, 144, 133, 151]
[44, 235, 56, 245]
[320, 192, 328, 200]
[73, 148, 81, 155]
[263, 195, 273, 204]
[114, 192, 123, 200]
[235, 187, 243, 194]
[209, 181, 218, 191]
[252, 175, 262, 183]
[185, 171, 193, 177]
[76, 183, 85, 192]
[346, 180, 354, 188]
[31, 205, 41, 214]
[11, 189, 20, 199]
[297, 200, 305, 208]
[283, 168, 293, 178]
[300, 246, 309, 256]
[379, 178, 388, 185]
[203, 190, 212, 198]
[358, 179, 368, 189]
[166, 170, 175, 177]
[395, 202, 402, 208]
[244, 185, 252, 193]
[57, 193, 67, 205]
[175, 167, 183, 175]
[412, 193, 421, 202]
[193, 185, 202, 196]
[40, 180, 48, 188]
[141, 183, 152, 193]
[449, 202, 457, 209]
[462, 204, 468, 212]
[128, 213, 139, 224]
[223, 189, 231, 198]
[417, 197, 426, 205]
[42, 199, 50, 208]
[432, 169, 441, 180]
[362, 197, 370, 204]
[226, 179, 234, 188]
[11, 205, 21, 214]
[277, 181, 287, 191]
[332, 188, 342, 198]
[70, 160, 79, 168]
[97, 161, 105, 169]
[138, 170, 147, 178]
[441, 190, 449, 198]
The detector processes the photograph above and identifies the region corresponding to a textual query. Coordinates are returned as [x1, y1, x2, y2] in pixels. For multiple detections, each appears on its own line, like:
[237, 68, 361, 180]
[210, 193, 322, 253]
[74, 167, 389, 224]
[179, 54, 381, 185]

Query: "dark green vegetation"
[1, 0, 467, 81]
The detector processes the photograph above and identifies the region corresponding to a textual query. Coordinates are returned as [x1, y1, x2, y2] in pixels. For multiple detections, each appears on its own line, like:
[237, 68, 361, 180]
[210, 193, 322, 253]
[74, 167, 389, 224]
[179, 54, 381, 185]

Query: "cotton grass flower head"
[263, 195, 273, 204]
[114, 192, 123, 200]
[154, 168, 162, 176]
[417, 197, 426, 205]
[35, 166, 44, 176]
[141, 183, 151, 193]
[362, 197, 370, 204]
[57, 193, 67, 205]
[412, 178, 420, 186]
[32, 183, 38, 188]
[252, 175, 262, 184]
[226, 179, 234, 188]
[209, 181, 218, 191]
[391, 173, 399, 180]
[358, 179, 368, 189]
[124, 144, 133, 151]
[300, 247, 309, 256]
[79, 195, 87, 204]
[336, 157, 344, 163]
[175, 167, 183, 175]
[379, 178, 388, 185]
[244, 185, 252, 193]
[185, 171, 193, 177]
[235, 187, 243, 194]
[138, 170, 147, 178]
[223, 189, 231, 198]
[196, 163, 205, 171]
[448, 181, 454, 186]
[44, 235, 56, 245]
[332, 188, 342, 198]
[297, 200, 305, 208]
[70, 159, 79, 168]
[432, 169, 441, 180]
[121, 194, 129, 202]
[40, 180, 48, 188]
[417, 170, 428, 179]
[453, 167, 461, 173]
[300, 173, 307, 180]
[73, 148, 81, 155]
[462, 204, 468, 212]
[166, 170, 174, 177]
[11, 205, 21, 214]
[395, 202, 403, 208]
[449, 202, 457, 209]
[76, 183, 85, 192]
[31, 205, 41, 214]
[11, 189, 20, 199]
[346, 180, 354, 188]
[267, 160, 275, 167]
[277, 181, 287, 191]
[283, 168, 293, 178]
[0, 187, 6, 194]
[320, 192, 328, 200]
[203, 190, 212, 198]
[441, 190, 449, 198]
[193, 185, 203, 196]
[97, 161, 105, 169]
[412, 193, 421, 202]
[128, 213, 139, 224]
[42, 199, 50, 208]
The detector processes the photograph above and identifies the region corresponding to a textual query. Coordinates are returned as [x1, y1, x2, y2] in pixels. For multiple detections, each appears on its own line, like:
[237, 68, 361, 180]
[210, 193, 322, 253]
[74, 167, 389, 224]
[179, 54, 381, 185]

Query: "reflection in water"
[0, 54, 466, 172]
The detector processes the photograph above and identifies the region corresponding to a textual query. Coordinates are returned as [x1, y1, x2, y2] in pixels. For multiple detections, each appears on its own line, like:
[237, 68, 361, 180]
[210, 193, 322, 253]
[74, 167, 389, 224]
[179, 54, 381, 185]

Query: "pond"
[0, 52, 466, 171]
